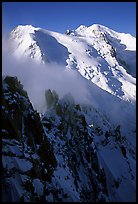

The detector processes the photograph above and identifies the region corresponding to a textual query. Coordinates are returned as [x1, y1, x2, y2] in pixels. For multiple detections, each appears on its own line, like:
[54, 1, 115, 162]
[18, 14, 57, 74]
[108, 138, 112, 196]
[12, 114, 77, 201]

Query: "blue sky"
[2, 2, 136, 36]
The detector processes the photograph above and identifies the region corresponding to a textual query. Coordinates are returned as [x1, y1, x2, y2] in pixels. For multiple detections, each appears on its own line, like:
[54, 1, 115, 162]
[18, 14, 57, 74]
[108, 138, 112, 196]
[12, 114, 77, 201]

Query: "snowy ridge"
[76, 24, 136, 50]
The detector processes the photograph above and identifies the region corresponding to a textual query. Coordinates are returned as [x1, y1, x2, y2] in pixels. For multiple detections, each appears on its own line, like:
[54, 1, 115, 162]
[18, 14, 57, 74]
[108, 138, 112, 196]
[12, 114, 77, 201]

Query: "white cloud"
[2, 39, 90, 113]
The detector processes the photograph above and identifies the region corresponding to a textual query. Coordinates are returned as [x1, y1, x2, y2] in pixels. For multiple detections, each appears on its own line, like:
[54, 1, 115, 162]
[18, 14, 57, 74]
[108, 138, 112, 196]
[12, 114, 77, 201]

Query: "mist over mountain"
[2, 23, 136, 202]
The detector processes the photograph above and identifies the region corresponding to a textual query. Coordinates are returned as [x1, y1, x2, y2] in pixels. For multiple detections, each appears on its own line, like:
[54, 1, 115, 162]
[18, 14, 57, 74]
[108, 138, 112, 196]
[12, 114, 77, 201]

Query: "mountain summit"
[6, 23, 136, 99]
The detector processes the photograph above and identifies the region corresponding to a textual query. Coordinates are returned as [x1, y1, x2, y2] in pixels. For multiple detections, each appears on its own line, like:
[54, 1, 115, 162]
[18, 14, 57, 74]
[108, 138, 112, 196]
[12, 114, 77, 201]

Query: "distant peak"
[76, 25, 87, 30]
[89, 24, 101, 28]
[75, 24, 112, 35]
[10, 25, 39, 38]
[16, 24, 35, 29]
[12, 24, 37, 33]
[88, 24, 108, 31]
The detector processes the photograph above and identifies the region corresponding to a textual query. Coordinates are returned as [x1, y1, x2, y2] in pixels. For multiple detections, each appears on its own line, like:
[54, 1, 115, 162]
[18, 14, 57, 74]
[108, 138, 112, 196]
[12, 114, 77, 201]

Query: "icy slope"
[53, 24, 136, 101]
[6, 24, 136, 103]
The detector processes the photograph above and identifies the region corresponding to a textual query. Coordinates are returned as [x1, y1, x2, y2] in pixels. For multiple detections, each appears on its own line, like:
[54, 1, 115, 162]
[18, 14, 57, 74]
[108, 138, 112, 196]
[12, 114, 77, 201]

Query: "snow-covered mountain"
[3, 23, 136, 144]
[6, 24, 136, 102]
[2, 24, 136, 202]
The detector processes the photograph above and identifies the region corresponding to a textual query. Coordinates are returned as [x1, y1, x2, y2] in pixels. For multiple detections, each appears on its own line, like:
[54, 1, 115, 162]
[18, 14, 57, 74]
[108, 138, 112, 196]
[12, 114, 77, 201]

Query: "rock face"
[2, 76, 136, 202]
[41, 96, 109, 202]
[2, 76, 57, 202]
[2, 76, 108, 202]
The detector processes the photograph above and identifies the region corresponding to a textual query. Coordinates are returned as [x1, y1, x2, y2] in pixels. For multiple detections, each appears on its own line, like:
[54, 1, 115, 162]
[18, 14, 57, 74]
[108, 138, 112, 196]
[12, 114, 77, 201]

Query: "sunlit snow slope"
[7, 24, 136, 102]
